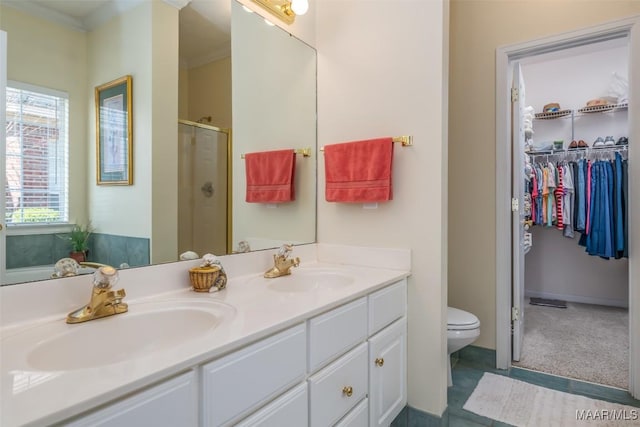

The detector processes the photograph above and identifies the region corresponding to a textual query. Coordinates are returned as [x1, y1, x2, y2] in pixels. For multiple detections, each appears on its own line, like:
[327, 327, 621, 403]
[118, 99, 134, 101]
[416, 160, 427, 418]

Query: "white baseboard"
[525, 290, 628, 308]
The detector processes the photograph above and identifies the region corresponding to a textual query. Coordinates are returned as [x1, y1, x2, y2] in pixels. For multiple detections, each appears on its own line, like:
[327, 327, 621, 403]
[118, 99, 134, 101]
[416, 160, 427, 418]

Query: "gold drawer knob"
[375, 358, 385, 367]
[342, 386, 353, 397]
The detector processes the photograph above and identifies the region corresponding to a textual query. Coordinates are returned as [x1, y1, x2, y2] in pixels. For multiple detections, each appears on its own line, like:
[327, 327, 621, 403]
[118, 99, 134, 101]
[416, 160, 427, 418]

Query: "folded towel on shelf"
[324, 137, 394, 203]
[245, 149, 296, 203]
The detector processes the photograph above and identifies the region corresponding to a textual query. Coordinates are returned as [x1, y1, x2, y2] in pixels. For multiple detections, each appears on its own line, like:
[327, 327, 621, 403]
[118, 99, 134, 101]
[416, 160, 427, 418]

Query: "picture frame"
[95, 75, 133, 185]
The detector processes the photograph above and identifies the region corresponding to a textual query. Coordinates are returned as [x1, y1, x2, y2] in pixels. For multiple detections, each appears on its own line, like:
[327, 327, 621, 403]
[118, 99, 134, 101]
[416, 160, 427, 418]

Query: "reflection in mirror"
[177, 121, 231, 256]
[0, 0, 316, 286]
[231, 1, 317, 252]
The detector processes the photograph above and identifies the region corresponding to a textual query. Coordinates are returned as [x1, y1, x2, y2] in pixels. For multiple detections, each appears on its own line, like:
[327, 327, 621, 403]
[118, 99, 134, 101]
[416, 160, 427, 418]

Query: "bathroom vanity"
[0, 244, 410, 426]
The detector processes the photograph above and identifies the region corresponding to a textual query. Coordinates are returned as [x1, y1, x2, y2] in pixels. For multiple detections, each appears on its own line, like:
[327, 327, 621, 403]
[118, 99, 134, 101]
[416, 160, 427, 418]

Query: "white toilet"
[447, 307, 481, 387]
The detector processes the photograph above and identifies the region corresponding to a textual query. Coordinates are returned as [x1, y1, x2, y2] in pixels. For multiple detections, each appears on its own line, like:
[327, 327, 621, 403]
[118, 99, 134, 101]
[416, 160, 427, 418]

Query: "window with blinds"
[5, 82, 69, 225]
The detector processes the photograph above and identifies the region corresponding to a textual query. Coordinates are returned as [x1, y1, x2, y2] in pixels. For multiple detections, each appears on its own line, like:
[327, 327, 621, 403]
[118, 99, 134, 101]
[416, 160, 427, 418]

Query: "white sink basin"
[4, 299, 235, 371]
[249, 268, 356, 293]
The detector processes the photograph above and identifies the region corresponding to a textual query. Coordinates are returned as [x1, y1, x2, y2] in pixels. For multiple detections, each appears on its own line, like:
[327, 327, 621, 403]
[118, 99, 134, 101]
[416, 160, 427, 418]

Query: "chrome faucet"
[66, 266, 128, 324]
[264, 244, 300, 278]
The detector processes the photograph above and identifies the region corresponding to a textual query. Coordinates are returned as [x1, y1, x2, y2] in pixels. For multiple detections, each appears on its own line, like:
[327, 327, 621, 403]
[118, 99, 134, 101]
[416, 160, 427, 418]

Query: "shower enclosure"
[178, 120, 231, 256]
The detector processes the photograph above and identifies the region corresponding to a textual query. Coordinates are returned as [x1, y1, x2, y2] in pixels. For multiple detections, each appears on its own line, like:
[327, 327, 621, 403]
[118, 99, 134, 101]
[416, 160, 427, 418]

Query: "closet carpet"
[513, 299, 628, 389]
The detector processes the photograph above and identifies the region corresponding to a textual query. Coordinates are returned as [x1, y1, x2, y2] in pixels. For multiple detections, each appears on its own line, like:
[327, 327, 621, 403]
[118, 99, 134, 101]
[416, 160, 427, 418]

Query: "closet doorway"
[495, 16, 640, 399]
[515, 40, 629, 389]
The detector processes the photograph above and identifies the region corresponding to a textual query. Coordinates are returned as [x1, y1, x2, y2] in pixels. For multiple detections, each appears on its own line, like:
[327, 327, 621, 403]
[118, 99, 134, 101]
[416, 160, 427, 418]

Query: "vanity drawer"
[308, 342, 368, 427]
[66, 371, 197, 427]
[202, 324, 306, 426]
[308, 297, 367, 373]
[235, 383, 308, 427]
[335, 397, 368, 427]
[368, 279, 407, 335]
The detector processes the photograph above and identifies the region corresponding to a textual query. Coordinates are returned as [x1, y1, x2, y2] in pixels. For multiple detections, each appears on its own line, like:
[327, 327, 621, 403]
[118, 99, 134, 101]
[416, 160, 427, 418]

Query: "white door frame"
[495, 16, 640, 398]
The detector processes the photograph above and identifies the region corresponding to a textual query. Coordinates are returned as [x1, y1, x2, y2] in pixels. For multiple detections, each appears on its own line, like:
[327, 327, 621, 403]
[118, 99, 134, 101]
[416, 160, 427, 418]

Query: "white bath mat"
[463, 373, 639, 426]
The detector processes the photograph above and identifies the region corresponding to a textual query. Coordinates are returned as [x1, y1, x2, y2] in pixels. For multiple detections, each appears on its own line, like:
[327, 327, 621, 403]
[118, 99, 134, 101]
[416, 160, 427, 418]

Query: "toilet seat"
[447, 307, 480, 331]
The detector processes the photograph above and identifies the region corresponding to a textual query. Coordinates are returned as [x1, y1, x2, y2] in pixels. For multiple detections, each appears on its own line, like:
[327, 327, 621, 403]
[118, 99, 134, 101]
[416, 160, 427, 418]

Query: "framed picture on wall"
[95, 75, 133, 185]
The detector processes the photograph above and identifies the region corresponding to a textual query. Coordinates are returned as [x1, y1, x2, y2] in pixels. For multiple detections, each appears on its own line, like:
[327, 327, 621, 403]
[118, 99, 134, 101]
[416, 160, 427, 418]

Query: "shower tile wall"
[90, 233, 150, 267]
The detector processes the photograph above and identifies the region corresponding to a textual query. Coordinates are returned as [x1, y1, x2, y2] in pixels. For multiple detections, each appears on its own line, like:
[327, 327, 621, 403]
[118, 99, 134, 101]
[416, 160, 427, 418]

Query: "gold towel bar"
[320, 135, 413, 151]
[241, 148, 311, 159]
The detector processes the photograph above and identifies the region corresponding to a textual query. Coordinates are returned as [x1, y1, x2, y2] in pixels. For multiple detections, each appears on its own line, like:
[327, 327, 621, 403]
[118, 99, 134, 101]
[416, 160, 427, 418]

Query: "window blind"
[5, 82, 69, 225]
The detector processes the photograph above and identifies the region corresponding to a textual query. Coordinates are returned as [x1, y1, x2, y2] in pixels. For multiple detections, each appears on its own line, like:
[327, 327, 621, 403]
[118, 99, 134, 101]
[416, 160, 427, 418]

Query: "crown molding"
[2, 0, 149, 32]
[1, 0, 86, 32]
[83, 0, 145, 32]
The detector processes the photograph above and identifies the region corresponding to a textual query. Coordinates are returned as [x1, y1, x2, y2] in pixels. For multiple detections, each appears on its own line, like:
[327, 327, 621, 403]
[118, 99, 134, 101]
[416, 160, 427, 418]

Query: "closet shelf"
[527, 145, 628, 159]
[576, 102, 628, 115]
[533, 102, 628, 120]
[534, 110, 572, 120]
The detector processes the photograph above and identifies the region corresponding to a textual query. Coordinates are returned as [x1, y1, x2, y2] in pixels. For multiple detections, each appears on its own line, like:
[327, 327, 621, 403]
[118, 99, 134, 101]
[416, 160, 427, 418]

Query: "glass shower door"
[178, 122, 229, 257]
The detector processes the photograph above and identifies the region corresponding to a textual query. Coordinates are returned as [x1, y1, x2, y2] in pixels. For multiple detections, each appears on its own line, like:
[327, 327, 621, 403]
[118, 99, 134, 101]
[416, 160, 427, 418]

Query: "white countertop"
[0, 260, 409, 427]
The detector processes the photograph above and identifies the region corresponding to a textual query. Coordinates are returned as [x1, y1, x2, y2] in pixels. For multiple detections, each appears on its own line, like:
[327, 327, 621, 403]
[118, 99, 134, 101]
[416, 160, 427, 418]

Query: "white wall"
[526, 228, 629, 306]
[1, 5, 88, 225]
[316, 0, 449, 417]
[522, 42, 629, 113]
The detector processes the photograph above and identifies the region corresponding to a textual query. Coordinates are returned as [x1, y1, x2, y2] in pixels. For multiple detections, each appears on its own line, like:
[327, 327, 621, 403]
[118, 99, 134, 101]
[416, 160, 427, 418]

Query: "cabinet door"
[66, 371, 197, 427]
[369, 317, 407, 427]
[235, 383, 308, 427]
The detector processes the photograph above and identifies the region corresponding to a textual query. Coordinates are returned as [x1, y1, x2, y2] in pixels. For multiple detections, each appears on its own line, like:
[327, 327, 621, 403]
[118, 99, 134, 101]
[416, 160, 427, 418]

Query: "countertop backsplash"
[0, 243, 411, 327]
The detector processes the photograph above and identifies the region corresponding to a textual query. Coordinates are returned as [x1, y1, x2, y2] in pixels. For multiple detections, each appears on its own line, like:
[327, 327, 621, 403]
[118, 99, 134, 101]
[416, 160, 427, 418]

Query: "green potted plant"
[61, 223, 94, 263]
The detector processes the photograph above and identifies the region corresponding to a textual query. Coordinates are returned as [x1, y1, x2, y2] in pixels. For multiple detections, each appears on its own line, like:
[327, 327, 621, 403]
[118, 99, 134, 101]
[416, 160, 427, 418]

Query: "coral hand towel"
[324, 137, 393, 202]
[245, 149, 296, 203]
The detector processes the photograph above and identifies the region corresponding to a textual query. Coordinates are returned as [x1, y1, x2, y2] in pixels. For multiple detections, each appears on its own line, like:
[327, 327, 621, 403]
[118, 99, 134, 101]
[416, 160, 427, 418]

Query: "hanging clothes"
[529, 150, 628, 260]
[563, 163, 575, 239]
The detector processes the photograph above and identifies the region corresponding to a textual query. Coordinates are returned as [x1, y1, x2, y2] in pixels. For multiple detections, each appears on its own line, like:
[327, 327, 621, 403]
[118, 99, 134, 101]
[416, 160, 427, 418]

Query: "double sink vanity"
[0, 244, 410, 426]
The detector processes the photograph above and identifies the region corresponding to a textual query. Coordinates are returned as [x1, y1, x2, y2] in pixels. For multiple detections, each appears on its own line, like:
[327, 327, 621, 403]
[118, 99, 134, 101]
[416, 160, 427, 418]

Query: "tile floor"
[448, 346, 640, 426]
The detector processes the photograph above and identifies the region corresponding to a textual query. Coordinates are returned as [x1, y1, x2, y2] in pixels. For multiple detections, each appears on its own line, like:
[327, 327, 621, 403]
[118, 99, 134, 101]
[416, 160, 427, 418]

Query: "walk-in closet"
[515, 37, 630, 389]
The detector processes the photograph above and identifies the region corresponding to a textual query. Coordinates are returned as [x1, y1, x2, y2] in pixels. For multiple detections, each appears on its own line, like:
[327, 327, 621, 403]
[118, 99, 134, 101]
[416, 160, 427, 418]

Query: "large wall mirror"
[0, 0, 317, 285]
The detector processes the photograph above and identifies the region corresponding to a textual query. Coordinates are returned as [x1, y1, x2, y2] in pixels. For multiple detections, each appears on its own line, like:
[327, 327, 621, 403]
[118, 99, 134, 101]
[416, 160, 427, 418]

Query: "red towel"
[324, 137, 393, 202]
[245, 149, 296, 203]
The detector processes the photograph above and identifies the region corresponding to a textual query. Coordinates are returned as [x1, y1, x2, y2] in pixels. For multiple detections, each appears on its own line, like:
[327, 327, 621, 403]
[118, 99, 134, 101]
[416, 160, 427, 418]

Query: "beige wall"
[150, 2, 179, 264]
[178, 64, 189, 119]
[448, 0, 640, 349]
[1, 5, 88, 225]
[186, 57, 231, 128]
[88, 3, 153, 240]
[317, 0, 449, 417]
